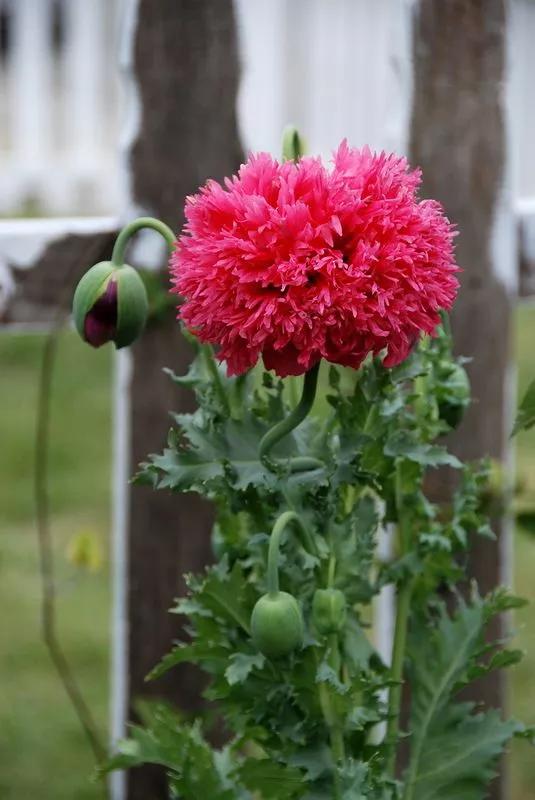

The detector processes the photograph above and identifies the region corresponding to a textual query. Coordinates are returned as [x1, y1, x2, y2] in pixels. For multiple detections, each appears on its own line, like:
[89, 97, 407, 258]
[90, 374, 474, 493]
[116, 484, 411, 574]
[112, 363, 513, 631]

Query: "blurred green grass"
[0, 314, 534, 798]
[0, 333, 111, 800]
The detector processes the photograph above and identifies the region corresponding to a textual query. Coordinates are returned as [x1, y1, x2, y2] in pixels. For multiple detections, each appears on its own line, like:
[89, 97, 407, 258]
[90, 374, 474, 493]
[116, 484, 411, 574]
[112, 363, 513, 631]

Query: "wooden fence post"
[118, 3, 242, 798]
[410, 3, 516, 798]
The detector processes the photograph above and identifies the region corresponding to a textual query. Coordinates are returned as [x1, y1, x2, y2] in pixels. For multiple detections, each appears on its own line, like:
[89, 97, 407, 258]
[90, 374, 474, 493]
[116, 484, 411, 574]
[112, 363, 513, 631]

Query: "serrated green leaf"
[225, 652, 266, 686]
[235, 758, 306, 799]
[342, 620, 377, 674]
[385, 431, 461, 468]
[288, 745, 333, 781]
[102, 706, 236, 799]
[315, 661, 349, 695]
[139, 405, 327, 495]
[338, 759, 398, 800]
[147, 641, 231, 681]
[346, 706, 382, 731]
[200, 562, 254, 634]
[408, 709, 521, 800]
[405, 601, 520, 800]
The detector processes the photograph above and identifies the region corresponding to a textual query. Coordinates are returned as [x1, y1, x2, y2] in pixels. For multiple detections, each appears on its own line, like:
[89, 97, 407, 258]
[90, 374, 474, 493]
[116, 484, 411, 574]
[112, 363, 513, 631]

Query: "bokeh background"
[1, 1, 535, 798]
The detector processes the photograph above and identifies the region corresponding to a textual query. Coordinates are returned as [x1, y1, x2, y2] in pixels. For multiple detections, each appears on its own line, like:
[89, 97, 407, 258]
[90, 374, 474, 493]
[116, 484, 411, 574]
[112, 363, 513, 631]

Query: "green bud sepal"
[72, 261, 148, 349]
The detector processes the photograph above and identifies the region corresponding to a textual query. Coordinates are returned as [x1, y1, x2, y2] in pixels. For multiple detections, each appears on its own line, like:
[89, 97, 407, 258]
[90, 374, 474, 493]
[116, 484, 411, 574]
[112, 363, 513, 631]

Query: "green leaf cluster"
[108, 326, 529, 799]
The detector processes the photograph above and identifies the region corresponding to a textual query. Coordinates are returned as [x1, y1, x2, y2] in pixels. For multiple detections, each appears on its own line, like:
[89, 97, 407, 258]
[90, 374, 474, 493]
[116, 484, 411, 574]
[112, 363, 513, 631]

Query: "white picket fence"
[0, 0, 122, 215]
[1, 0, 535, 217]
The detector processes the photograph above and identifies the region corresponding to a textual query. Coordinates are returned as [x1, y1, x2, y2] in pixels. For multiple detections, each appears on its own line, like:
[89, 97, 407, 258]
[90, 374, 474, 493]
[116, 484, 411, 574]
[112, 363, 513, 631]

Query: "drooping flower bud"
[312, 588, 347, 635]
[72, 261, 148, 349]
[251, 591, 304, 658]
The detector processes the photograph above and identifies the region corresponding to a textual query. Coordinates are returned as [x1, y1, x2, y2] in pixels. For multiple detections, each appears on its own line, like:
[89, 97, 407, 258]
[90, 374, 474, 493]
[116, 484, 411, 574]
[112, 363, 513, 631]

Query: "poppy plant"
[72, 132, 528, 800]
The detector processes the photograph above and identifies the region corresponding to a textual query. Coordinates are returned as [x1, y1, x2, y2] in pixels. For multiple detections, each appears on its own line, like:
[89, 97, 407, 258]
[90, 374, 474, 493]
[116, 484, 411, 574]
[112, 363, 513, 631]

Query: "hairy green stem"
[201, 344, 231, 416]
[318, 676, 344, 799]
[259, 363, 320, 461]
[111, 216, 176, 266]
[386, 463, 414, 777]
[266, 511, 316, 595]
[319, 539, 345, 790]
[327, 554, 336, 589]
[288, 455, 324, 472]
[386, 578, 413, 774]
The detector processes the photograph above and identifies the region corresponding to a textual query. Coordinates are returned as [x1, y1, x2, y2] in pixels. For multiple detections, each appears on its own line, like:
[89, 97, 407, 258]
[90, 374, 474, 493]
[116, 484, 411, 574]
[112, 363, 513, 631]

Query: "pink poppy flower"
[171, 142, 459, 377]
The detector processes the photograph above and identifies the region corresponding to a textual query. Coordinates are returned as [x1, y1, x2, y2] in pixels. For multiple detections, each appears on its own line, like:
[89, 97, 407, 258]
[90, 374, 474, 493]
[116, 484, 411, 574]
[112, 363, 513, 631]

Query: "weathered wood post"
[410, 2, 515, 797]
[116, 2, 242, 798]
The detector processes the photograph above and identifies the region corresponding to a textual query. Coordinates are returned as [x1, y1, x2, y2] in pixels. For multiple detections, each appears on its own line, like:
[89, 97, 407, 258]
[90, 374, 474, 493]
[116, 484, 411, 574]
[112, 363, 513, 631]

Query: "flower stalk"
[111, 216, 175, 267]
[386, 462, 414, 776]
[259, 362, 320, 462]
[266, 511, 316, 593]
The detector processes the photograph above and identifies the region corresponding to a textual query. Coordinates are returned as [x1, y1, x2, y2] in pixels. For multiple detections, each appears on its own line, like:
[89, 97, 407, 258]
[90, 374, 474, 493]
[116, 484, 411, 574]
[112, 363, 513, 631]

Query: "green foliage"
[405, 594, 525, 800]
[108, 325, 529, 799]
[103, 705, 244, 799]
[513, 378, 535, 435]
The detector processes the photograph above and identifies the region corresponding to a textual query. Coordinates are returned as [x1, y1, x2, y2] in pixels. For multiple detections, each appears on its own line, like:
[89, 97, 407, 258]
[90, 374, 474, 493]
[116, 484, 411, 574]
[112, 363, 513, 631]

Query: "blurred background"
[1, 1, 535, 799]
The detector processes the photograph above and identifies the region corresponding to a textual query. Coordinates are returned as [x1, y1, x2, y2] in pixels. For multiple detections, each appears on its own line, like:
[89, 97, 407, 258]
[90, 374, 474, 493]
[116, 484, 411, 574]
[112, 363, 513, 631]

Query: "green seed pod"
[251, 591, 304, 658]
[72, 261, 148, 349]
[312, 588, 347, 635]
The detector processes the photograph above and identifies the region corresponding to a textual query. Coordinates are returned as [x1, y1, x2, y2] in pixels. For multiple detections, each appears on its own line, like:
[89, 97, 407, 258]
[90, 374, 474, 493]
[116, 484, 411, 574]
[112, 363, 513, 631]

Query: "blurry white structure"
[1, 0, 535, 217]
[510, 0, 535, 201]
[235, 0, 535, 206]
[0, 0, 121, 215]
[235, 0, 413, 161]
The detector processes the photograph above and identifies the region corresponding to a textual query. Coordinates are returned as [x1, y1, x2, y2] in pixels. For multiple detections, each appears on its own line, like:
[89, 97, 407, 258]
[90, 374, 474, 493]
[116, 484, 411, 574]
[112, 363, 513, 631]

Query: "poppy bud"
[251, 591, 304, 658]
[312, 588, 347, 635]
[72, 261, 148, 349]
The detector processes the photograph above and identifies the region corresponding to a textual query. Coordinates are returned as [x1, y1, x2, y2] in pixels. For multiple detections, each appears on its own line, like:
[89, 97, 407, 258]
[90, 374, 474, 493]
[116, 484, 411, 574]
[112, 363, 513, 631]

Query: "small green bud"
[312, 588, 347, 635]
[72, 261, 148, 349]
[251, 591, 304, 658]
[282, 125, 305, 162]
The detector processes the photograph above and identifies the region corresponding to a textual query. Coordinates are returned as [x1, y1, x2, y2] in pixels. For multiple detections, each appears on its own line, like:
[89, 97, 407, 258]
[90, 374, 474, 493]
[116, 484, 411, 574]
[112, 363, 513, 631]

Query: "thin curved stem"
[32, 237, 112, 792]
[266, 511, 316, 595]
[111, 217, 176, 267]
[259, 363, 320, 461]
[36, 329, 108, 769]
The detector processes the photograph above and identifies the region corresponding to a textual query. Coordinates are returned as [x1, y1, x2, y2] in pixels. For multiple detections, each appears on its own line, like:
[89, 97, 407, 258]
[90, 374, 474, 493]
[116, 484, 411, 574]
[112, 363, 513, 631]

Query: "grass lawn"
[0, 313, 534, 798]
[0, 333, 111, 800]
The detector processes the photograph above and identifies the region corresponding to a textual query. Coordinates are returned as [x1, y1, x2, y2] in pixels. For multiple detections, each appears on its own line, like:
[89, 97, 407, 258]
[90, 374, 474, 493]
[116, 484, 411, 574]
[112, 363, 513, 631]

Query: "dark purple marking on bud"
[84, 279, 118, 347]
